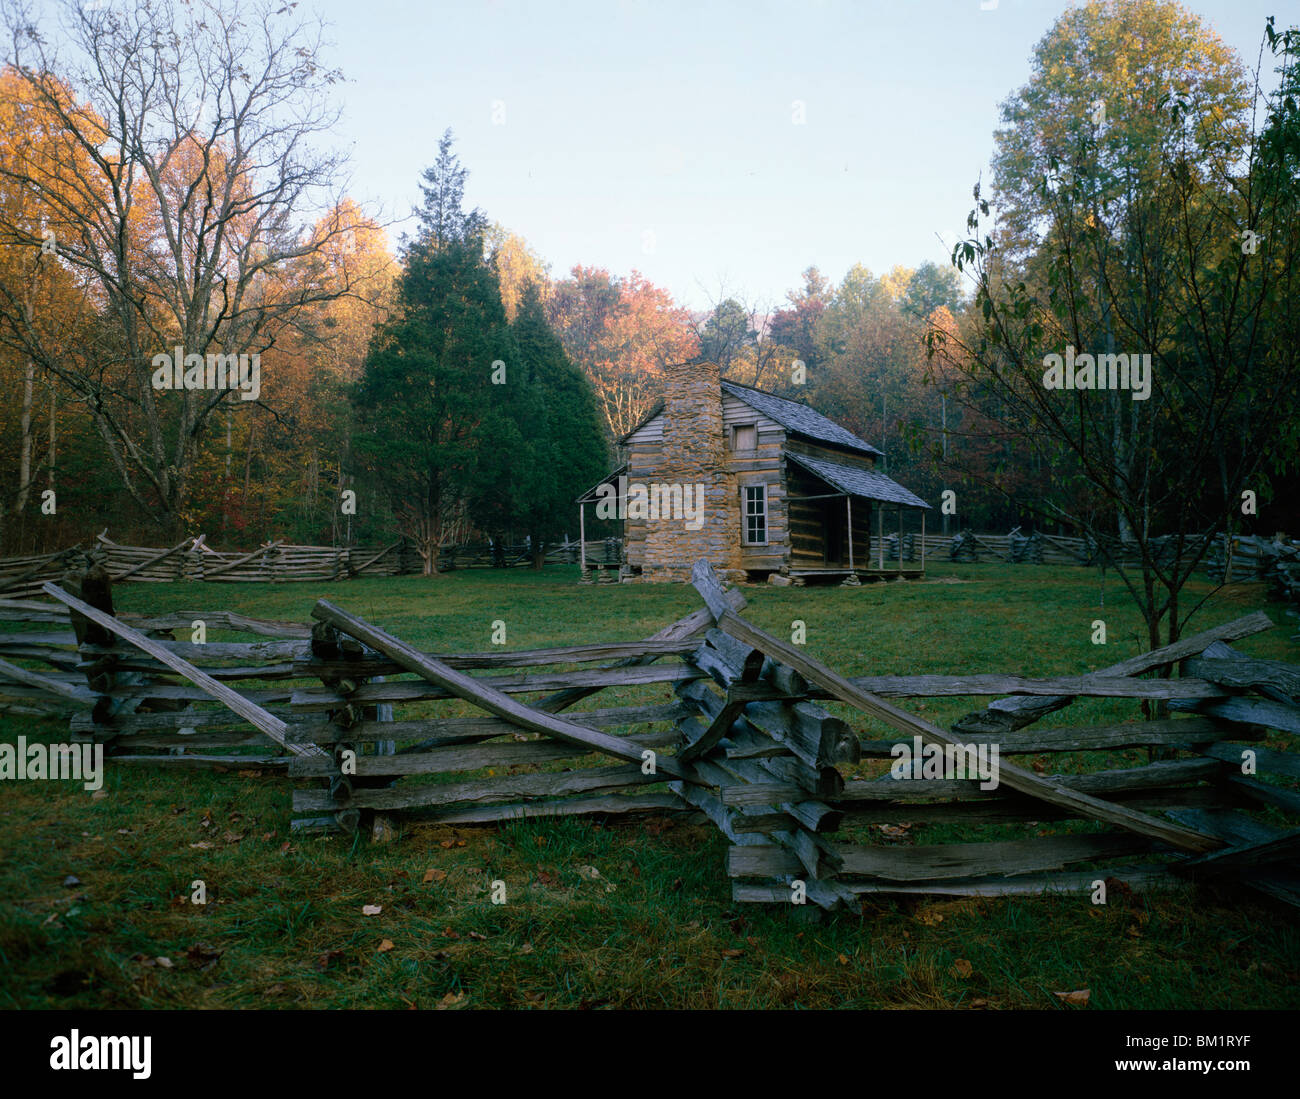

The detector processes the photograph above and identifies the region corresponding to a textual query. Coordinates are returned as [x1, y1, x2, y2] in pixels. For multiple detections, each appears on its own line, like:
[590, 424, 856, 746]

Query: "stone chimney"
[640, 359, 743, 582]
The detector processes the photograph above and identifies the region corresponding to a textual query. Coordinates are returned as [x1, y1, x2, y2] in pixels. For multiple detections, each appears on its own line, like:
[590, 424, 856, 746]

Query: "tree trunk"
[17, 360, 34, 515]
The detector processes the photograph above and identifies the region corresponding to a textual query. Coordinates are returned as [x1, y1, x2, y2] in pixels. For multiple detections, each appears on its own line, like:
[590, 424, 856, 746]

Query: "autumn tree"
[0, 0, 359, 537]
[547, 266, 698, 440]
[941, 6, 1300, 648]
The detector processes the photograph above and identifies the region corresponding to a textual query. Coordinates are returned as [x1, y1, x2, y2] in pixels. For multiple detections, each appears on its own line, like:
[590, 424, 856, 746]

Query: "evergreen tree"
[510, 282, 609, 566]
[351, 133, 516, 575]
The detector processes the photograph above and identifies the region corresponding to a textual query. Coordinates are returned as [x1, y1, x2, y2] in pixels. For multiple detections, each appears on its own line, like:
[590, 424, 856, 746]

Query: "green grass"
[1, 562, 1298, 1009]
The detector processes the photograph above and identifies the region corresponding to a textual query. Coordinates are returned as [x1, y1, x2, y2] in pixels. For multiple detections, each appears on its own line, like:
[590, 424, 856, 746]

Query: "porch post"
[921, 509, 926, 571]
[877, 503, 884, 570]
[846, 495, 854, 572]
[898, 506, 904, 573]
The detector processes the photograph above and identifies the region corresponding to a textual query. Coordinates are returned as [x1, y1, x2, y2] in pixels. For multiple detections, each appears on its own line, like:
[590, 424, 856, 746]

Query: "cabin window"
[742, 484, 768, 545]
[732, 423, 757, 452]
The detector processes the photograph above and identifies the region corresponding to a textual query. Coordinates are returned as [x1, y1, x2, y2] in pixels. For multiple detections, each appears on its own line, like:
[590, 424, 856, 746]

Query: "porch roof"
[575, 464, 628, 504]
[785, 451, 931, 510]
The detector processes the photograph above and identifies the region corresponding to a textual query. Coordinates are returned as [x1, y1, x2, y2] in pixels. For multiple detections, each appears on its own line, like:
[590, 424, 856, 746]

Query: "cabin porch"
[783, 451, 931, 584]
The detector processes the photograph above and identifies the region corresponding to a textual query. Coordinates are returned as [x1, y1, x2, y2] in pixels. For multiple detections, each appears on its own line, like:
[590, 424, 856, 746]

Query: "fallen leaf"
[519, 942, 534, 955]
[523, 990, 544, 1003]
[721, 948, 744, 959]
[62, 875, 81, 888]
[435, 991, 465, 1010]
[279, 841, 292, 854]
[116, 828, 132, 835]
[189, 841, 213, 850]
[439, 839, 456, 849]
[971, 997, 989, 1008]
[951, 958, 973, 979]
[154, 956, 173, 969]
[1054, 989, 1091, 1006]
[91, 790, 107, 800]
[314, 950, 344, 972]
[468, 931, 488, 941]
[837, 953, 849, 965]
[261, 831, 275, 842]
[221, 830, 243, 845]
[377, 939, 395, 953]
[361, 904, 382, 916]
[442, 927, 460, 939]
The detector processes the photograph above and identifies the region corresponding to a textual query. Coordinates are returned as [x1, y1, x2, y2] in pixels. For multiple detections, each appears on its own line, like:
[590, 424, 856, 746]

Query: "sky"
[308, 0, 1285, 311]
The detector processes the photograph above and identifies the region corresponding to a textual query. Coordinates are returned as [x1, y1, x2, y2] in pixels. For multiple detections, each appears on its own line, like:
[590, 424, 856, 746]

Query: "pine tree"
[351, 133, 515, 575]
[511, 282, 609, 566]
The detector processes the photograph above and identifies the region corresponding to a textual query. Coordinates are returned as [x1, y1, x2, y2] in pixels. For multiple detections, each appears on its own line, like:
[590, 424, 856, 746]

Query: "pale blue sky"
[311, 0, 1284, 310]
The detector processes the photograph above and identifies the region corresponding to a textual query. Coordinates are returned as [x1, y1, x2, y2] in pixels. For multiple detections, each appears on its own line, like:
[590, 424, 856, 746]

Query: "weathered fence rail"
[2, 559, 1298, 914]
[0, 534, 621, 595]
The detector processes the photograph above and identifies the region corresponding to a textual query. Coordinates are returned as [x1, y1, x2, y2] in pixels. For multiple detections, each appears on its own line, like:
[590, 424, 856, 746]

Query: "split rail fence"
[1, 559, 1298, 913]
[0, 535, 621, 597]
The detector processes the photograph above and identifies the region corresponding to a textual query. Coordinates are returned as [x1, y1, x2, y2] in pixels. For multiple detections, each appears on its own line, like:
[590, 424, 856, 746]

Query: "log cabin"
[576, 358, 931, 583]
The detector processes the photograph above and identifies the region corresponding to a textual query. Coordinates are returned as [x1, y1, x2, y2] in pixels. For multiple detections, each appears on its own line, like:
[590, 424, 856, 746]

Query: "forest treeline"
[0, 1, 1296, 601]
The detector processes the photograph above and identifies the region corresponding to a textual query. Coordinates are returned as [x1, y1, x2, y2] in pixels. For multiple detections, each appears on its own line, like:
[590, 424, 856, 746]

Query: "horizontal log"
[105, 753, 288, 770]
[292, 762, 660, 812]
[70, 707, 295, 734]
[1227, 775, 1300, 816]
[835, 758, 1221, 804]
[1169, 695, 1300, 736]
[857, 716, 1226, 756]
[293, 638, 699, 676]
[404, 791, 688, 826]
[288, 727, 678, 777]
[285, 701, 690, 744]
[956, 610, 1276, 734]
[732, 674, 1229, 702]
[116, 611, 310, 639]
[290, 663, 702, 711]
[0, 658, 94, 707]
[1200, 741, 1300, 780]
[1184, 655, 1300, 702]
[836, 786, 1232, 826]
[728, 833, 1153, 882]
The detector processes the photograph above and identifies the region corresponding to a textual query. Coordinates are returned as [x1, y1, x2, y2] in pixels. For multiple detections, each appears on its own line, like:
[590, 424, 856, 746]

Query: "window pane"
[743, 486, 766, 543]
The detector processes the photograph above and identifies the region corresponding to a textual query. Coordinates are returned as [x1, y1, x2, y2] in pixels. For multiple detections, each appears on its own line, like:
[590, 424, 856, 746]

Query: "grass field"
[2, 562, 1299, 1010]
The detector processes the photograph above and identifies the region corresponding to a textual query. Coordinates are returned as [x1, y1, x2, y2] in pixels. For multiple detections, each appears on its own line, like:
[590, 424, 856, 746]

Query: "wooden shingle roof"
[721, 381, 884, 458]
[786, 451, 931, 509]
